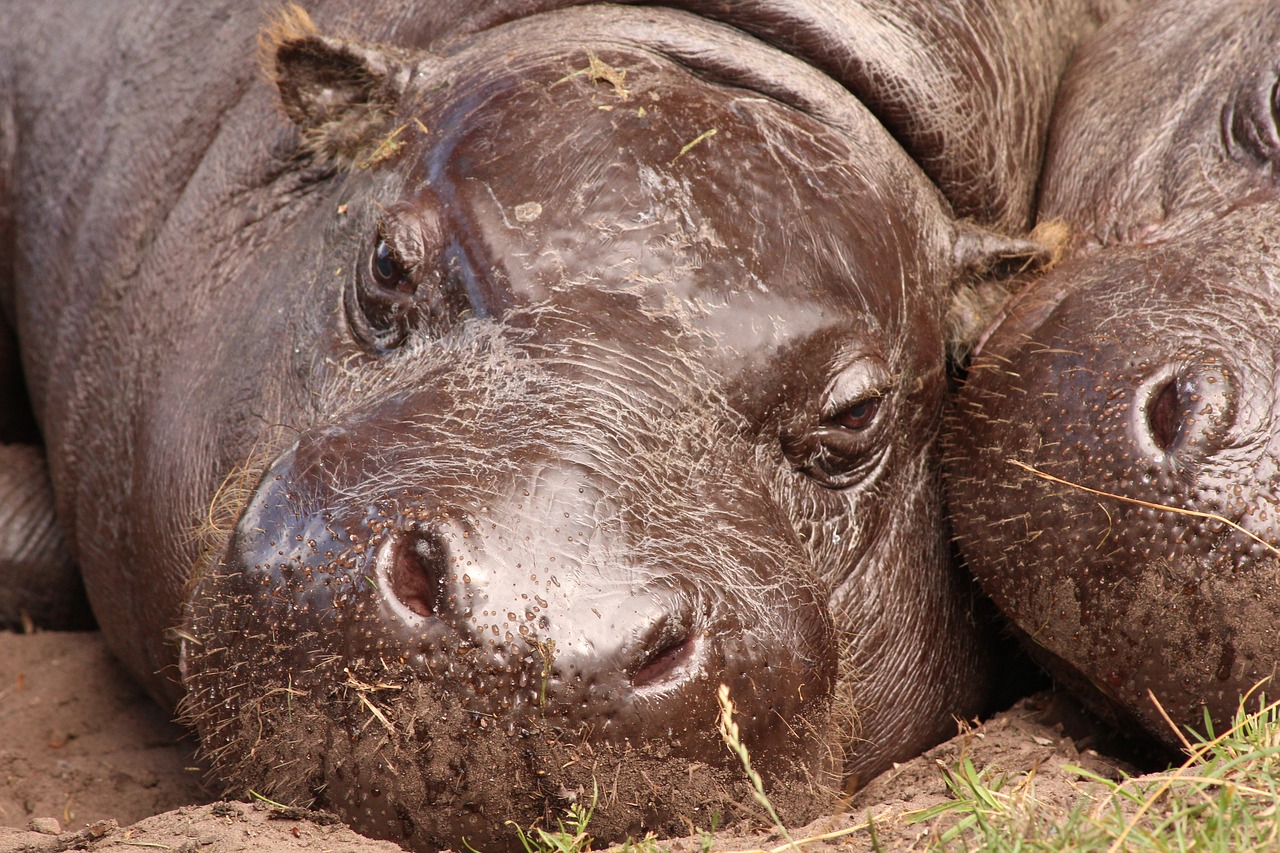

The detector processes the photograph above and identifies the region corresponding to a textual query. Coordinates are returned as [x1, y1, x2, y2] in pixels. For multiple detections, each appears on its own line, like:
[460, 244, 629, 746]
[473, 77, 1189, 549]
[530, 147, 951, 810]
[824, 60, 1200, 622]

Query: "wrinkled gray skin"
[0, 60, 85, 631]
[948, 0, 1280, 747]
[2, 1, 1118, 849]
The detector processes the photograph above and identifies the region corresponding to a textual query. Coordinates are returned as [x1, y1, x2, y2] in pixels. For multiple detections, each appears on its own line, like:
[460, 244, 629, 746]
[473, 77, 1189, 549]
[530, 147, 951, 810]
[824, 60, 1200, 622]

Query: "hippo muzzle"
[946, 0, 1280, 746]
[182, 354, 839, 848]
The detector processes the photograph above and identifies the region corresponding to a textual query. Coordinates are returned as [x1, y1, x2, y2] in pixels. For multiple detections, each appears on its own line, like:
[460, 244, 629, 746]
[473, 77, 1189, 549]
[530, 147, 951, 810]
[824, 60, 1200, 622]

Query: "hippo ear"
[262, 5, 417, 168]
[946, 220, 1069, 365]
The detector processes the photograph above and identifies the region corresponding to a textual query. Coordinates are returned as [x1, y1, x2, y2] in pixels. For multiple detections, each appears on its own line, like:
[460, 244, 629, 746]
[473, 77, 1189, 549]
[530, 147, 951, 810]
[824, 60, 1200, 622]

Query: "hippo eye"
[812, 387, 890, 483]
[348, 202, 474, 353]
[781, 357, 893, 489]
[825, 396, 882, 432]
[370, 234, 413, 294]
[348, 224, 421, 351]
[1223, 68, 1280, 169]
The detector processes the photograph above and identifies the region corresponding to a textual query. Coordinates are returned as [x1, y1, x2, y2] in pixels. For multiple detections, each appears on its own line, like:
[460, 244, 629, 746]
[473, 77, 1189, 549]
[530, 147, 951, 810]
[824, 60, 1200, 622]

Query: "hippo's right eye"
[350, 226, 421, 350]
[348, 201, 472, 353]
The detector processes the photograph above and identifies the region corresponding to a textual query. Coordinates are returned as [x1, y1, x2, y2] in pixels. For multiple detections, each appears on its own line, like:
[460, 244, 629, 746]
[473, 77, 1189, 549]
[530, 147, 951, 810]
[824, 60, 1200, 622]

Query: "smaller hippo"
[947, 0, 1280, 745]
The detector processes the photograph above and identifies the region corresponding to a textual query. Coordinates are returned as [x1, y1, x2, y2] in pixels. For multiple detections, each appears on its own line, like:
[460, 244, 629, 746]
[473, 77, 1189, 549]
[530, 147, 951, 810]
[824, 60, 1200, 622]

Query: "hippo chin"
[1, 1, 1122, 849]
[947, 0, 1280, 747]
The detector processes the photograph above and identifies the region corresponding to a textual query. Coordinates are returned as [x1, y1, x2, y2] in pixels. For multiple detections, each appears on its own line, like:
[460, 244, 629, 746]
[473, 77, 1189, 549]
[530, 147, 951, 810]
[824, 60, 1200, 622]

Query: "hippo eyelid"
[378, 211, 431, 273]
[823, 395, 882, 432]
[778, 356, 894, 489]
[370, 232, 413, 293]
[819, 356, 892, 422]
[347, 197, 474, 352]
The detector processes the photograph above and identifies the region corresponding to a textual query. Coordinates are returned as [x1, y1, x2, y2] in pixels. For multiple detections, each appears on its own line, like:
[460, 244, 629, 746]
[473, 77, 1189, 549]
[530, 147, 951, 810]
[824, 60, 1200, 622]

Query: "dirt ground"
[0, 630, 1148, 853]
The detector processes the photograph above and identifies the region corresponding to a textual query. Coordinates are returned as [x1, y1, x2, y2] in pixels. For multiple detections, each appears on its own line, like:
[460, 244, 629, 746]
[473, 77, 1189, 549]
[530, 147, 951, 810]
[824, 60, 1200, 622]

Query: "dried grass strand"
[1009, 459, 1280, 558]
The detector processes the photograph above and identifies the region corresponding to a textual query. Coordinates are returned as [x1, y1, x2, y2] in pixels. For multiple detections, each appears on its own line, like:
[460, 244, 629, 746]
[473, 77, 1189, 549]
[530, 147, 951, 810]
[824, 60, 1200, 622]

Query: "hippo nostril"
[379, 530, 450, 619]
[630, 628, 699, 689]
[1146, 376, 1183, 451]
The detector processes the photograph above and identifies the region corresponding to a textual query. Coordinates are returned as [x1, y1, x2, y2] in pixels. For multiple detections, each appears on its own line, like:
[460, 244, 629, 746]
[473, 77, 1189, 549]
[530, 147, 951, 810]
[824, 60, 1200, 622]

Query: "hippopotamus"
[1, 0, 1122, 848]
[947, 0, 1280, 748]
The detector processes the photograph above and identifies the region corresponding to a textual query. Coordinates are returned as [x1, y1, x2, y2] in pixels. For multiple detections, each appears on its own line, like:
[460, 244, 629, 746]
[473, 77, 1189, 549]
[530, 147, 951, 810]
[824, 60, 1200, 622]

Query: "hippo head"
[169, 7, 1014, 849]
[947, 0, 1280, 746]
[947, 204, 1280, 743]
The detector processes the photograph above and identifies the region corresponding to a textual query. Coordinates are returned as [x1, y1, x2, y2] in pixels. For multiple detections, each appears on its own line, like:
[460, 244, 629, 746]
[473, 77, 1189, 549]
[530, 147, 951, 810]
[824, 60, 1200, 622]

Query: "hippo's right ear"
[262, 5, 420, 169]
[946, 220, 1070, 365]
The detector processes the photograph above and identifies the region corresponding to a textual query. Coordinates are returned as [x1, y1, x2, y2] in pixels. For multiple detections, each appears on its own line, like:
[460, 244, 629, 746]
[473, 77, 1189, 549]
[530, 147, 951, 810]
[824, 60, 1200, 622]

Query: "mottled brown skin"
[948, 0, 1280, 747]
[2, 1, 1118, 849]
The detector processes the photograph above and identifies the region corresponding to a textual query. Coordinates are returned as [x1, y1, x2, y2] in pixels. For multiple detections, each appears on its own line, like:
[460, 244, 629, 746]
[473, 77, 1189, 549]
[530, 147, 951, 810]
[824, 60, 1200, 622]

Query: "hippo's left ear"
[262, 5, 421, 168]
[946, 221, 1069, 364]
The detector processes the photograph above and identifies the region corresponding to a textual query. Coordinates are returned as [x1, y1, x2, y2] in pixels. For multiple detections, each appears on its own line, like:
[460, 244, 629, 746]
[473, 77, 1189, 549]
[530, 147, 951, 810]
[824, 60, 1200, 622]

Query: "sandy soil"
[0, 630, 1145, 853]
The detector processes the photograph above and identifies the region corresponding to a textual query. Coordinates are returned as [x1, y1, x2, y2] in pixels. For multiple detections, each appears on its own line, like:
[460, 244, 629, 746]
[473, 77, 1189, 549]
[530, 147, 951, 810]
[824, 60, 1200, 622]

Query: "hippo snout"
[367, 515, 766, 740]
[947, 241, 1280, 745]
[181, 421, 839, 850]
[624, 597, 704, 689]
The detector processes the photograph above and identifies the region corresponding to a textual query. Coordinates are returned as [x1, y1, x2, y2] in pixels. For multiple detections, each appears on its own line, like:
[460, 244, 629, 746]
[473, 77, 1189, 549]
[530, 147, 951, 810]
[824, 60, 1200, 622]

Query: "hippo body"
[3, 1, 1118, 848]
[948, 0, 1280, 746]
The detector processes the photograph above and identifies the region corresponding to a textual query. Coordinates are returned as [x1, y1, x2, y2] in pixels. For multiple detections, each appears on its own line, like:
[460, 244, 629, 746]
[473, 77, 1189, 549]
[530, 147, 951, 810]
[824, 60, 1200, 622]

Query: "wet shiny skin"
[4, 0, 1122, 847]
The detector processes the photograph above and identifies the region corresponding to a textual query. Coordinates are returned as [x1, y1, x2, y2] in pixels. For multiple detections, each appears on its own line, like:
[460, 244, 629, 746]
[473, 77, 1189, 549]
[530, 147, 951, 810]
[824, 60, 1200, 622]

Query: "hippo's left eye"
[825, 396, 882, 432]
[371, 236, 413, 293]
[812, 387, 890, 479]
[781, 357, 893, 489]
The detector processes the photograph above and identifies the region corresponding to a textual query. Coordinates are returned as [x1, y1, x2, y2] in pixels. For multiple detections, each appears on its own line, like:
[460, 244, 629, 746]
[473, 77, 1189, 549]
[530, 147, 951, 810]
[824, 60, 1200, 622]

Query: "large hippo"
[947, 0, 1280, 747]
[2, 1, 1119, 849]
